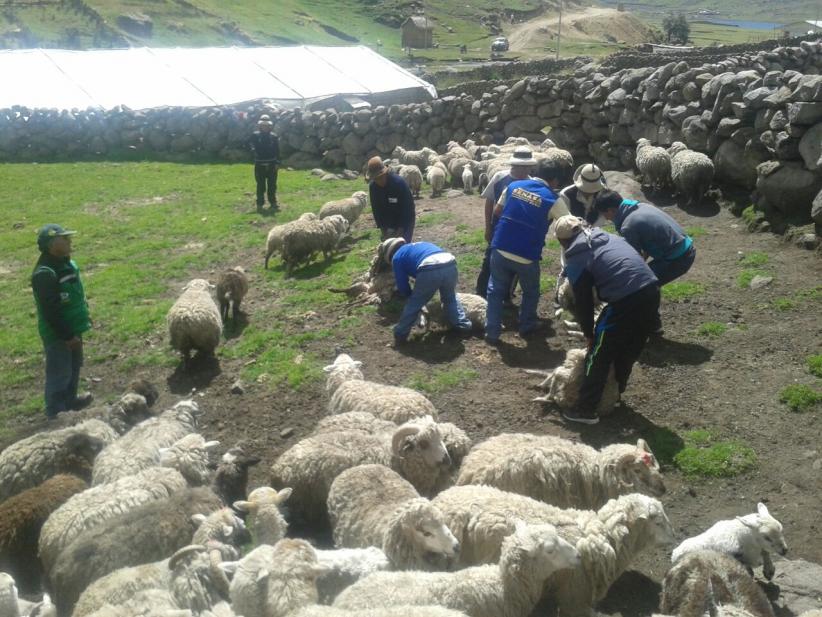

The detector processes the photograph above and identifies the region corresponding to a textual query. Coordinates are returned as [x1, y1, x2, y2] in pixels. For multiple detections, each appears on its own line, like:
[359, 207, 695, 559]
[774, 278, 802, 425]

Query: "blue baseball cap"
[37, 224, 76, 251]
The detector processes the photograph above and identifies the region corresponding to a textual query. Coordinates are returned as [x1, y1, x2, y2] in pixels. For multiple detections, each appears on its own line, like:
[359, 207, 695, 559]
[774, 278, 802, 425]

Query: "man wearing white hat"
[554, 163, 608, 225]
[554, 214, 659, 424]
[250, 114, 280, 212]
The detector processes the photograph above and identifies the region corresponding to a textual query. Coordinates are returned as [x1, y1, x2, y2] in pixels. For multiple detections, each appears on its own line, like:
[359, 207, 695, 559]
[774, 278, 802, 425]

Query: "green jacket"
[31, 254, 91, 344]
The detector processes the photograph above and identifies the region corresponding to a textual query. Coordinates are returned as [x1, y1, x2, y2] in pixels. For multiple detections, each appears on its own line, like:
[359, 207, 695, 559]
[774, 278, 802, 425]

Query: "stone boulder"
[812, 188, 822, 226]
[603, 170, 648, 203]
[756, 161, 822, 222]
[771, 559, 822, 616]
[714, 140, 757, 188]
[798, 122, 822, 171]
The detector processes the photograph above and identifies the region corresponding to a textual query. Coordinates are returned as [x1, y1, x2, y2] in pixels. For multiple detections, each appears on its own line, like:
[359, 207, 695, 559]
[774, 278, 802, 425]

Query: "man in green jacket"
[31, 224, 93, 418]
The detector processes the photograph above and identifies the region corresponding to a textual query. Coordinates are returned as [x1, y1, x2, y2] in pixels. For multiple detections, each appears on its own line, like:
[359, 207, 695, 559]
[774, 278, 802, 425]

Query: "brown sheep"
[215, 267, 249, 322]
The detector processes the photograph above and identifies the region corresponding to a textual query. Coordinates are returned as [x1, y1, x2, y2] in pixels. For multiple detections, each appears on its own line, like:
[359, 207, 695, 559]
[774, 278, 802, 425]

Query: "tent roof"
[0, 45, 436, 111]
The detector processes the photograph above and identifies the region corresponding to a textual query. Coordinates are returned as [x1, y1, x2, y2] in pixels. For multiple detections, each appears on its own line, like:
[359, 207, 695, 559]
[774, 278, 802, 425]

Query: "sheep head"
[633, 495, 676, 546]
[736, 502, 788, 556]
[233, 486, 292, 514]
[352, 191, 368, 206]
[502, 521, 580, 580]
[668, 141, 688, 157]
[601, 439, 666, 497]
[64, 432, 106, 460]
[126, 378, 159, 407]
[636, 138, 651, 152]
[183, 278, 214, 293]
[386, 498, 460, 568]
[322, 353, 364, 394]
[391, 416, 450, 468]
[192, 507, 249, 547]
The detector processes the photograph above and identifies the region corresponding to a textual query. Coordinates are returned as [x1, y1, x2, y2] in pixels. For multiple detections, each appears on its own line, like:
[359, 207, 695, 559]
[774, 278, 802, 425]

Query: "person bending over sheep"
[380, 238, 472, 346]
[556, 215, 659, 425]
[367, 156, 416, 242]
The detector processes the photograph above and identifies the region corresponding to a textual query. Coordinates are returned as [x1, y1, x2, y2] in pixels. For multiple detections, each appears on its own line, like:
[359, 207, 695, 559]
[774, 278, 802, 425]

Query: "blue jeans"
[485, 250, 540, 341]
[44, 338, 83, 417]
[394, 262, 472, 339]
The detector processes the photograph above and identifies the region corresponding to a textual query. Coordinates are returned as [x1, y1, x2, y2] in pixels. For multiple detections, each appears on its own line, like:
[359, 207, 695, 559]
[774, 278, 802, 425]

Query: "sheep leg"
[762, 551, 775, 580]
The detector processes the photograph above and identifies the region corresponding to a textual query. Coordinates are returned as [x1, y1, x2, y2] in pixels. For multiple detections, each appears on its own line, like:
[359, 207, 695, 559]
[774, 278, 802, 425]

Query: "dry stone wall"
[1, 40, 821, 234]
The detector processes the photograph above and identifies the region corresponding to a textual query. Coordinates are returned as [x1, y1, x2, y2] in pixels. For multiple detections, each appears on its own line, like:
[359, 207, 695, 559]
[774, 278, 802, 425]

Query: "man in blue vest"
[555, 215, 660, 424]
[484, 160, 563, 345]
[31, 224, 93, 418]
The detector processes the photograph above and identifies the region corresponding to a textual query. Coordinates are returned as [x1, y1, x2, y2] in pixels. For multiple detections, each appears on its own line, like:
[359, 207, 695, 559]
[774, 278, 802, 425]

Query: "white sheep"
[421, 293, 486, 332]
[442, 141, 472, 163]
[328, 464, 460, 570]
[456, 433, 665, 509]
[635, 138, 672, 191]
[332, 521, 580, 617]
[270, 416, 452, 525]
[426, 165, 447, 198]
[535, 147, 575, 184]
[73, 559, 174, 617]
[392, 146, 437, 171]
[159, 433, 220, 486]
[527, 348, 620, 415]
[398, 164, 423, 198]
[296, 607, 470, 617]
[233, 487, 292, 546]
[431, 487, 675, 616]
[51, 383, 157, 435]
[323, 353, 438, 423]
[671, 502, 788, 580]
[281, 214, 349, 275]
[264, 212, 318, 269]
[313, 547, 390, 604]
[0, 419, 113, 501]
[461, 167, 475, 194]
[215, 266, 248, 323]
[91, 400, 203, 485]
[313, 411, 396, 435]
[446, 157, 473, 188]
[167, 279, 222, 366]
[668, 141, 715, 206]
[39, 466, 188, 575]
[319, 191, 368, 226]
[0, 572, 22, 617]
[661, 550, 776, 617]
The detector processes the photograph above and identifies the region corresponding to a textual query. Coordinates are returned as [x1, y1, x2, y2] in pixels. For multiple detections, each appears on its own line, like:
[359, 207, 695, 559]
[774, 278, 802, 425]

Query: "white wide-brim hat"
[507, 146, 538, 166]
[573, 163, 606, 193]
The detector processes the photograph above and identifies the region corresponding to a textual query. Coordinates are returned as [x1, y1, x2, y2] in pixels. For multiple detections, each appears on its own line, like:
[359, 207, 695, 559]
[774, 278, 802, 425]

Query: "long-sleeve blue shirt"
[370, 173, 415, 232]
[391, 242, 449, 298]
[614, 200, 692, 261]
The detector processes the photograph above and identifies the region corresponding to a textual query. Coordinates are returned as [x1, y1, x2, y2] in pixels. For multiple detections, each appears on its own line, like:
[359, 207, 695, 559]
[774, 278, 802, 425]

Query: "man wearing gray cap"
[31, 224, 93, 418]
[554, 215, 659, 424]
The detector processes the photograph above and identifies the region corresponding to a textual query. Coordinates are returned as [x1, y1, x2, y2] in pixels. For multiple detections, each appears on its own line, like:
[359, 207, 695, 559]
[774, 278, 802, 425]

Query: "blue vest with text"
[491, 179, 557, 261]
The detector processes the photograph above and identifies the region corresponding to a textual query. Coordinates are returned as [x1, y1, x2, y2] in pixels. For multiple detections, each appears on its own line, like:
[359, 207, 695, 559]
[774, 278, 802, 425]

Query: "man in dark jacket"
[555, 215, 660, 425]
[250, 114, 280, 212]
[31, 224, 93, 418]
[367, 157, 416, 242]
[380, 237, 472, 345]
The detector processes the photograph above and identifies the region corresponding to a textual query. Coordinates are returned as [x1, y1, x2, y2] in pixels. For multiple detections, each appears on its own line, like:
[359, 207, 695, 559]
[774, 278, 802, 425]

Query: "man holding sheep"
[367, 156, 416, 243]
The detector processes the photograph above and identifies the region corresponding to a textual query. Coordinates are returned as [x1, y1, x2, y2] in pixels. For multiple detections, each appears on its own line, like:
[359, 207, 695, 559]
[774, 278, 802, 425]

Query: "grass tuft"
[685, 226, 707, 238]
[662, 281, 705, 301]
[673, 430, 757, 478]
[739, 251, 769, 267]
[779, 384, 822, 413]
[807, 354, 822, 379]
[772, 297, 797, 311]
[406, 367, 479, 394]
[737, 269, 770, 289]
[697, 322, 727, 337]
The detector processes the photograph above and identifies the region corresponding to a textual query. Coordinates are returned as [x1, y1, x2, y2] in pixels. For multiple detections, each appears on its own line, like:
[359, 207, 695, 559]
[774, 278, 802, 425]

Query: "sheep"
[398, 164, 423, 198]
[166, 542, 236, 614]
[82, 588, 182, 617]
[660, 550, 775, 617]
[51, 380, 158, 435]
[73, 559, 174, 617]
[0, 571, 25, 617]
[426, 165, 447, 197]
[296, 607, 470, 617]
[327, 464, 460, 570]
[264, 212, 318, 269]
[0, 474, 86, 594]
[159, 433, 220, 486]
[421, 293, 486, 332]
[668, 141, 715, 206]
[270, 417, 452, 525]
[456, 433, 665, 509]
[442, 141, 471, 163]
[671, 502, 788, 581]
[233, 487, 292, 546]
[313, 547, 390, 604]
[212, 444, 261, 506]
[527, 348, 620, 415]
[0, 420, 112, 501]
[215, 267, 248, 323]
[48, 487, 224, 616]
[332, 520, 580, 617]
[392, 146, 436, 171]
[91, 400, 203, 485]
[313, 411, 396, 435]
[461, 167, 475, 194]
[431, 487, 675, 616]
[446, 158, 473, 188]
[38, 466, 188, 576]
[323, 353, 438, 423]
[281, 214, 349, 275]
[635, 138, 672, 191]
[319, 191, 368, 225]
[535, 147, 575, 185]
[167, 279, 222, 367]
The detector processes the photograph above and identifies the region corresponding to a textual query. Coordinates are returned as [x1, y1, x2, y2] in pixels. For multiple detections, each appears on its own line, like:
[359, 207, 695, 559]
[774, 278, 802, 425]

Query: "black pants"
[476, 244, 517, 300]
[577, 284, 660, 412]
[254, 162, 278, 207]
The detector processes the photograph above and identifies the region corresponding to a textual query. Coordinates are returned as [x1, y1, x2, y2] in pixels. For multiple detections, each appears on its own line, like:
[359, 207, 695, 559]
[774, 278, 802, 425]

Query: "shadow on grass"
[640, 337, 713, 367]
[394, 336, 467, 363]
[167, 354, 222, 395]
[223, 312, 250, 340]
[287, 255, 347, 280]
[679, 194, 721, 218]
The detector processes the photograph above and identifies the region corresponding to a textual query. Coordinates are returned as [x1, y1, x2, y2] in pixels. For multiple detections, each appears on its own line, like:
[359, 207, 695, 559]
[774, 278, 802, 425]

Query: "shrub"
[697, 322, 726, 337]
[739, 252, 769, 267]
[807, 354, 822, 378]
[673, 430, 757, 478]
[779, 384, 822, 412]
[662, 281, 705, 301]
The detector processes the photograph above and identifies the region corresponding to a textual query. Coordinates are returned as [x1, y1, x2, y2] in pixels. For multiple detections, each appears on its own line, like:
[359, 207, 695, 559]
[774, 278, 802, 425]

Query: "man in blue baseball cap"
[31, 224, 93, 418]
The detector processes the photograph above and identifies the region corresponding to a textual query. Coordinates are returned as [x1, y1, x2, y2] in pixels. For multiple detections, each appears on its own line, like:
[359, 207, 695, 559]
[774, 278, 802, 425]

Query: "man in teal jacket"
[31, 224, 93, 418]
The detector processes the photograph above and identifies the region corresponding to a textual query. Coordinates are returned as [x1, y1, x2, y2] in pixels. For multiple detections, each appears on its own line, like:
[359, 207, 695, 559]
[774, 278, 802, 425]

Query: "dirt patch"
[83, 193, 181, 217]
[3, 180, 821, 614]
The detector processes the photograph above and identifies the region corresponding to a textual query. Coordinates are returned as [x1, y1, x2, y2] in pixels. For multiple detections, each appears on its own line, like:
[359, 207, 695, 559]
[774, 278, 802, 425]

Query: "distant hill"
[598, 0, 820, 26]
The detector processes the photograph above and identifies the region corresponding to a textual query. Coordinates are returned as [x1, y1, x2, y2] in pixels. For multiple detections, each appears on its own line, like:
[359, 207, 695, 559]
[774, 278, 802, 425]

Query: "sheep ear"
[275, 488, 293, 504]
[322, 364, 335, 373]
[256, 569, 270, 584]
[233, 500, 254, 513]
[637, 438, 651, 452]
[219, 561, 238, 575]
[191, 514, 207, 526]
[756, 502, 770, 517]
[203, 440, 220, 451]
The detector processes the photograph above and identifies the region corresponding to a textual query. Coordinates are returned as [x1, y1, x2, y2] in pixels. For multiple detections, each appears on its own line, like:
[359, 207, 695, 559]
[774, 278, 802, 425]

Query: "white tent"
[0, 45, 437, 110]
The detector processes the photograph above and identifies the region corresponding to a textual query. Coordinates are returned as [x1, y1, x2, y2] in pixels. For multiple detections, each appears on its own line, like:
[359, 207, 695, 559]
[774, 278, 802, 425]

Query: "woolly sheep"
[0, 420, 112, 501]
[0, 474, 86, 594]
[535, 147, 575, 185]
[233, 487, 292, 546]
[313, 411, 396, 435]
[432, 487, 675, 615]
[264, 212, 318, 269]
[48, 487, 224, 616]
[158, 433, 220, 486]
[333, 521, 580, 617]
[215, 267, 248, 323]
[392, 146, 437, 171]
[313, 547, 390, 604]
[456, 433, 665, 509]
[73, 559, 173, 617]
[319, 191, 368, 225]
[398, 165, 423, 198]
[39, 466, 188, 576]
[668, 141, 715, 206]
[270, 417, 452, 525]
[82, 588, 182, 617]
[446, 158, 473, 188]
[296, 607, 470, 617]
[461, 167, 475, 194]
[91, 400, 203, 485]
[661, 550, 775, 617]
[211, 444, 261, 507]
[166, 542, 236, 614]
[323, 353, 438, 423]
[167, 279, 222, 366]
[281, 214, 349, 275]
[635, 138, 672, 191]
[426, 165, 447, 198]
[52, 382, 157, 435]
[328, 465, 460, 570]
[528, 348, 620, 415]
[421, 293, 486, 332]
[442, 141, 471, 163]
[672, 502, 788, 580]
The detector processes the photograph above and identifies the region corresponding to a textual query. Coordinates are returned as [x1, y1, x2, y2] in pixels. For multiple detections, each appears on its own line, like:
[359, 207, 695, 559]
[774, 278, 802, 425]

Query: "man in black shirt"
[250, 114, 280, 212]
[366, 156, 415, 242]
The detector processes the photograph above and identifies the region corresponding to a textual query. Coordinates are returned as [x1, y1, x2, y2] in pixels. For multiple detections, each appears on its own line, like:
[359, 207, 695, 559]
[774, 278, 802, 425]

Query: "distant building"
[401, 15, 434, 49]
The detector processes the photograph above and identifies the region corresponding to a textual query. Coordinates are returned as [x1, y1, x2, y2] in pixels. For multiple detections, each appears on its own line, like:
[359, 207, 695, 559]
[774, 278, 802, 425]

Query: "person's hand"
[585, 337, 594, 352]
[66, 337, 82, 350]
